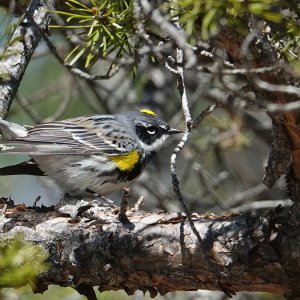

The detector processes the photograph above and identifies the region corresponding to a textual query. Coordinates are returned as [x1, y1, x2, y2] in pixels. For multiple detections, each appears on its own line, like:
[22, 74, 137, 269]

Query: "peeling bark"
[0, 202, 298, 298]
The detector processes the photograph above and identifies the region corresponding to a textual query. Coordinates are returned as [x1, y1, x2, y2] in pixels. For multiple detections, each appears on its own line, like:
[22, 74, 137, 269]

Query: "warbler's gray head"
[120, 109, 181, 152]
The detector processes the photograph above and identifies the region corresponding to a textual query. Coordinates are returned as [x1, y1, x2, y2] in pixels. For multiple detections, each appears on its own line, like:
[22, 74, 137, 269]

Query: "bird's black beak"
[168, 128, 182, 134]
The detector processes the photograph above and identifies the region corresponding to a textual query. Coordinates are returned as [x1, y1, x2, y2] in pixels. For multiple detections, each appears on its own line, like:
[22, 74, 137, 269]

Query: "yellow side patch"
[140, 109, 157, 116]
[109, 150, 140, 172]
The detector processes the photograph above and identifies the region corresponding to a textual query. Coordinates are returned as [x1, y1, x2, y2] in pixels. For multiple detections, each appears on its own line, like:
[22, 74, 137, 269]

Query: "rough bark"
[0, 200, 298, 299]
[0, 0, 54, 118]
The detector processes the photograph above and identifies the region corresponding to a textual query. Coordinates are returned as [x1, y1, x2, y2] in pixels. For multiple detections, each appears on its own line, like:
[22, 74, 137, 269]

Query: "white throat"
[139, 134, 169, 152]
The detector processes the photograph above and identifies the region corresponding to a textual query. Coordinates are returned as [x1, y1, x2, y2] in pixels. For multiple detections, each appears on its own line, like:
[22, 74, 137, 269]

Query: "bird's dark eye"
[146, 126, 157, 135]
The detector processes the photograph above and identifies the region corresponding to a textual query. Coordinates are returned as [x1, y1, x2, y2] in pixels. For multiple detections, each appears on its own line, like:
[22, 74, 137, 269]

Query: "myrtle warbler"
[0, 110, 181, 197]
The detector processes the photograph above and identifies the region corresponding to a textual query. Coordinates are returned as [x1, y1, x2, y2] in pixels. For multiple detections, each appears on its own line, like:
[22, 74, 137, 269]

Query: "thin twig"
[30, 73, 71, 103]
[41, 32, 110, 112]
[231, 199, 292, 213]
[42, 33, 120, 81]
[213, 183, 268, 213]
[193, 163, 228, 210]
[166, 12, 207, 263]
[254, 79, 300, 97]
[70, 65, 121, 81]
[267, 101, 300, 113]
[196, 171, 229, 201]
[192, 102, 223, 129]
[196, 65, 278, 75]
[140, 0, 196, 68]
[15, 93, 42, 124]
[118, 186, 131, 223]
[44, 76, 76, 122]
[133, 0, 154, 46]
[132, 196, 144, 212]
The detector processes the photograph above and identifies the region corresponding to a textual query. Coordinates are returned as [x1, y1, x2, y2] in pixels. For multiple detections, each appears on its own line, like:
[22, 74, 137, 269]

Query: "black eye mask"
[135, 124, 164, 145]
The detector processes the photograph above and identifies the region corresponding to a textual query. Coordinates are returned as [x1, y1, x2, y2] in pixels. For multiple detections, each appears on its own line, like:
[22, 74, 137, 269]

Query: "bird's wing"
[0, 116, 137, 156]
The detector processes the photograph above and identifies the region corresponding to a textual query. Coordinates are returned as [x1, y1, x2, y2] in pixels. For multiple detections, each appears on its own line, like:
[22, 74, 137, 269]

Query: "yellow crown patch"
[140, 109, 157, 116]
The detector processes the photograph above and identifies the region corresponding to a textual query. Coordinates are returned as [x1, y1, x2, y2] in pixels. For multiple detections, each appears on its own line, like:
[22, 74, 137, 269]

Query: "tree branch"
[0, 0, 55, 118]
[0, 200, 297, 298]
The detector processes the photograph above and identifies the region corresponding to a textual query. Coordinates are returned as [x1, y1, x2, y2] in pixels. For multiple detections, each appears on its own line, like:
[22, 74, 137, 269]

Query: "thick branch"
[0, 201, 297, 298]
[0, 0, 54, 118]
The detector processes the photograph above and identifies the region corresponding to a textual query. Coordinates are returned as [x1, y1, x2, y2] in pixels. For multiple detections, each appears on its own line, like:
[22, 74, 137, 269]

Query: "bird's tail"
[0, 120, 48, 155]
[0, 160, 45, 176]
[0, 119, 29, 138]
[0, 121, 44, 176]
